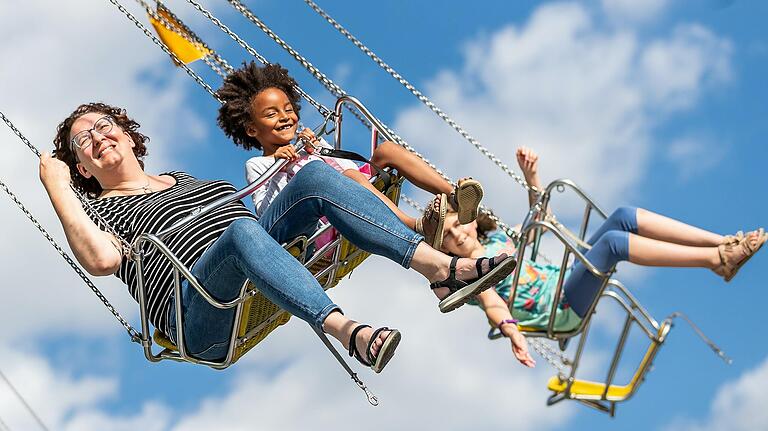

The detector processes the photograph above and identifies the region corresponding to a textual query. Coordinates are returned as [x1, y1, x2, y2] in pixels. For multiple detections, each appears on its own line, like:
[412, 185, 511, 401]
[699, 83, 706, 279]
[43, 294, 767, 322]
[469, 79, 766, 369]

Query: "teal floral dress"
[475, 230, 582, 331]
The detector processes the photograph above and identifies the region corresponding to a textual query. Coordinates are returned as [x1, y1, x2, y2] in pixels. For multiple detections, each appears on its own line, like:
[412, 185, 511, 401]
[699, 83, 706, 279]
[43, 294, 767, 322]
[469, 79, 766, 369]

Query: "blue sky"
[0, 0, 766, 430]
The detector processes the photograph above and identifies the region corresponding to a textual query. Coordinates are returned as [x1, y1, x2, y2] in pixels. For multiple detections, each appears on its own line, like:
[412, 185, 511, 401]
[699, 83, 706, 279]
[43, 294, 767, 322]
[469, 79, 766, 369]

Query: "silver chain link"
[303, 0, 540, 196]
[135, 0, 234, 76]
[179, 0, 332, 117]
[528, 338, 569, 376]
[107, 0, 223, 102]
[0, 179, 142, 343]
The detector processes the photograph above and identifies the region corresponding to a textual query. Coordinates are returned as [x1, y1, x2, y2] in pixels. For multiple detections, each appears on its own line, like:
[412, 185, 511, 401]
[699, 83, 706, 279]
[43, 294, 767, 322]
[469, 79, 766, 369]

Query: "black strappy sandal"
[348, 324, 402, 374]
[431, 254, 517, 313]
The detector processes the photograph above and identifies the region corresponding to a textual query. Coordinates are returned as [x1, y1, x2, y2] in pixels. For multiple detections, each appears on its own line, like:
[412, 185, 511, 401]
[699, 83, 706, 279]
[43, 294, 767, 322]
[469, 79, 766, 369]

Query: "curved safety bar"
[134, 233, 255, 310]
[544, 179, 609, 219]
[334, 95, 397, 149]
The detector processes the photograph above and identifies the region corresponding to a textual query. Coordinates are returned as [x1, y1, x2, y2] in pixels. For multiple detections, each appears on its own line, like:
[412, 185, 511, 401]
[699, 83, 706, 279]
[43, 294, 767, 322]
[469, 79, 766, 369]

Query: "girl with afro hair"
[217, 62, 484, 250]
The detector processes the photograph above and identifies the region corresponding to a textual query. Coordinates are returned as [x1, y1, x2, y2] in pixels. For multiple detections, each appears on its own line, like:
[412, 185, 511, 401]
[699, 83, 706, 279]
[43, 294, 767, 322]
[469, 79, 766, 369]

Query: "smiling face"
[69, 112, 135, 179]
[246, 87, 299, 154]
[441, 212, 483, 257]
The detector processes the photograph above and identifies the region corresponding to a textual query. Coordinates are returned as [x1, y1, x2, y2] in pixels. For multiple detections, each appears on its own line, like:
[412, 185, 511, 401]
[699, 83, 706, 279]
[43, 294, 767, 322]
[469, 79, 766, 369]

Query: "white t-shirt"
[245, 139, 360, 217]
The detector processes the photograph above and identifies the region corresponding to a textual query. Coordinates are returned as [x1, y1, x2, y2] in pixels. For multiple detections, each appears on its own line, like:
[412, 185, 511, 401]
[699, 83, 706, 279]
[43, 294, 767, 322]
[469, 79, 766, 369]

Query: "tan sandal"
[415, 193, 447, 249]
[721, 231, 744, 245]
[715, 228, 767, 282]
[449, 178, 484, 225]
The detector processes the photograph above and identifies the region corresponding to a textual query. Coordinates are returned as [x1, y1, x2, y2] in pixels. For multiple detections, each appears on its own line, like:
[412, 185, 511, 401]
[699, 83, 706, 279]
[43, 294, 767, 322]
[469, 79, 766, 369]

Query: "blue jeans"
[169, 161, 423, 360]
[168, 218, 341, 360]
[258, 161, 422, 266]
[563, 206, 638, 317]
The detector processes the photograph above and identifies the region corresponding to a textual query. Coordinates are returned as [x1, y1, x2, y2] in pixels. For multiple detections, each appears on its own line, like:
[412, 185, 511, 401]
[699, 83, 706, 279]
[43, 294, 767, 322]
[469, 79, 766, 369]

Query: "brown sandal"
[449, 178, 484, 225]
[415, 193, 447, 249]
[715, 228, 767, 282]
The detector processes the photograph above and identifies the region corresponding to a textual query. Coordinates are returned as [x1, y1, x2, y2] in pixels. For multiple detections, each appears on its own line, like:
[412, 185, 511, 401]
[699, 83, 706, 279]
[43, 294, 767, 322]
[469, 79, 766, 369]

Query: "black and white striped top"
[85, 171, 256, 336]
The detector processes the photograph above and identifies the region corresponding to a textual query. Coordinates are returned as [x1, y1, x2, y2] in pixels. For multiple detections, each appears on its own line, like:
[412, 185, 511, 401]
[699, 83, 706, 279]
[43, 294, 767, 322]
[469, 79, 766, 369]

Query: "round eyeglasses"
[70, 116, 115, 151]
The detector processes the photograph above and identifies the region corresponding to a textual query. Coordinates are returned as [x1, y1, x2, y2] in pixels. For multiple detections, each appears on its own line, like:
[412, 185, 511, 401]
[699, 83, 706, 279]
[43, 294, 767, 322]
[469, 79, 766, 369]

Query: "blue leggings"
[563, 206, 638, 317]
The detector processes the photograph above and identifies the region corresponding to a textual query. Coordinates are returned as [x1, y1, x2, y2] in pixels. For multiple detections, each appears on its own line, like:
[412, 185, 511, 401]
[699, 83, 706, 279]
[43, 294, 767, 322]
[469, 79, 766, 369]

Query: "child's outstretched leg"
[595, 206, 743, 247]
[371, 141, 452, 195]
[636, 207, 726, 246]
[260, 161, 516, 312]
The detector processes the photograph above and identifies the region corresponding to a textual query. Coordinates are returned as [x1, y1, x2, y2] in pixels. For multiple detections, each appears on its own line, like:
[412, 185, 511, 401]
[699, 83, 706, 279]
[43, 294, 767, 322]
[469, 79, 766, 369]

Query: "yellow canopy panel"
[148, 8, 210, 65]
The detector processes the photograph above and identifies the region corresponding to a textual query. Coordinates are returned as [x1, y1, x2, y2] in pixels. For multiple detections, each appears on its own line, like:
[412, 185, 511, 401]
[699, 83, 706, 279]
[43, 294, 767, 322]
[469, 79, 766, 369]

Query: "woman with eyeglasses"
[38, 102, 532, 371]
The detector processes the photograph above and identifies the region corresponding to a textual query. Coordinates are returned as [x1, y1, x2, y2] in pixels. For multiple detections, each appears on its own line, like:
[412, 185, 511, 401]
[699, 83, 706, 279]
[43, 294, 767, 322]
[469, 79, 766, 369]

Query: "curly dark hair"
[216, 62, 301, 151]
[53, 102, 149, 197]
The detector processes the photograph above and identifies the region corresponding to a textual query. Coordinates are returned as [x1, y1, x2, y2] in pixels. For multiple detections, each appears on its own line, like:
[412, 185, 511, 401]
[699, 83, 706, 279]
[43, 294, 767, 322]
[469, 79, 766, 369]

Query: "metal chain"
[202, 55, 228, 78]
[0, 111, 133, 254]
[0, 180, 142, 343]
[106, 0, 223, 103]
[528, 338, 569, 376]
[179, 0, 332, 117]
[303, 0, 539, 195]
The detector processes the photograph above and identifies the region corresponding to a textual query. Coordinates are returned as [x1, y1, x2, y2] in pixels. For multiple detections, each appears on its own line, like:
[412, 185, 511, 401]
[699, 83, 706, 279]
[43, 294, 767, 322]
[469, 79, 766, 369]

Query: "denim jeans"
[258, 160, 423, 266]
[168, 218, 341, 360]
[563, 206, 638, 317]
[169, 161, 423, 360]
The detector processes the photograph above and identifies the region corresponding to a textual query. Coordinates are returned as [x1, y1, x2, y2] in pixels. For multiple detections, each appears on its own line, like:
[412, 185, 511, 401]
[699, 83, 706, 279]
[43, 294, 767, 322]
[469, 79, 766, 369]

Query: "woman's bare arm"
[40, 152, 122, 276]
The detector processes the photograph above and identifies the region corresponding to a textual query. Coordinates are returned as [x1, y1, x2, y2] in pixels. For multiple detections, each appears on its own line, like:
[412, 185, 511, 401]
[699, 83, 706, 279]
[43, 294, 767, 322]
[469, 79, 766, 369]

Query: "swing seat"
[546, 320, 671, 402]
[547, 376, 634, 401]
[153, 283, 292, 360]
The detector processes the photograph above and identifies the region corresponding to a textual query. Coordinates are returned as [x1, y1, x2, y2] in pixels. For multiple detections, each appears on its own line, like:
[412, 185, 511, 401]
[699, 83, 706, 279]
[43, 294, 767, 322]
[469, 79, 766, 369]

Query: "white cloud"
[602, 0, 670, 24]
[663, 355, 768, 431]
[664, 135, 727, 181]
[641, 24, 732, 110]
[0, 344, 170, 431]
[169, 259, 576, 431]
[393, 2, 732, 229]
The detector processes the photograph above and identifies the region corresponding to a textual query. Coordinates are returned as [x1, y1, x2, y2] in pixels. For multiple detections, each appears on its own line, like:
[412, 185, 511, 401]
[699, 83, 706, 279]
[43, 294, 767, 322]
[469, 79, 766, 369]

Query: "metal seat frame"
[545, 279, 672, 416]
[487, 178, 613, 343]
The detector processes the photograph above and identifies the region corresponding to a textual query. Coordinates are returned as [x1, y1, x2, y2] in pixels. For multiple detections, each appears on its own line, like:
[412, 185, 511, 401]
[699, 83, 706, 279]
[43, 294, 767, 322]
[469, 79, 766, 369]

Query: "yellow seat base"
[547, 376, 633, 401]
[152, 280, 292, 363]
